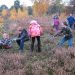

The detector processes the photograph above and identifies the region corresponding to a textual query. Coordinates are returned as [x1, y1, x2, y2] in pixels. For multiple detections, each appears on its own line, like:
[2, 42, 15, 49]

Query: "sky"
[0, 0, 33, 8]
[0, 0, 70, 8]
[62, 0, 70, 4]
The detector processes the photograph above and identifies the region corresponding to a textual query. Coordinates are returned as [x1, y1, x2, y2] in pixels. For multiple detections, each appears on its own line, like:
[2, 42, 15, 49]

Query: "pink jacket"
[54, 19, 60, 26]
[28, 24, 42, 37]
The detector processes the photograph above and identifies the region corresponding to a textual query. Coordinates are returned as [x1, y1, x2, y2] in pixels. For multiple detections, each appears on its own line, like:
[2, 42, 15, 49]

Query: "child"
[28, 20, 43, 52]
[54, 21, 73, 48]
[67, 13, 75, 29]
[16, 26, 29, 53]
[0, 33, 12, 49]
[53, 15, 60, 32]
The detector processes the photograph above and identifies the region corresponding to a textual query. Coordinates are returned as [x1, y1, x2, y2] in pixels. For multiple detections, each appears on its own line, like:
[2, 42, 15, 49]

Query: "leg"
[0, 41, 3, 49]
[74, 24, 75, 30]
[19, 40, 25, 52]
[54, 25, 59, 32]
[0, 44, 3, 49]
[36, 36, 41, 52]
[58, 36, 67, 47]
[56, 25, 59, 31]
[70, 24, 72, 29]
[31, 37, 35, 52]
[68, 38, 73, 48]
[16, 39, 20, 46]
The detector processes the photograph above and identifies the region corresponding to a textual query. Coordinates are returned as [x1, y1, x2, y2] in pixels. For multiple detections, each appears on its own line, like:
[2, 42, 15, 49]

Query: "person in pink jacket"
[28, 20, 43, 52]
[53, 15, 60, 32]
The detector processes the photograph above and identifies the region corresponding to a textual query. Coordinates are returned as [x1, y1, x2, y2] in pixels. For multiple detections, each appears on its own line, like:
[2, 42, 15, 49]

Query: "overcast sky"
[0, 0, 70, 8]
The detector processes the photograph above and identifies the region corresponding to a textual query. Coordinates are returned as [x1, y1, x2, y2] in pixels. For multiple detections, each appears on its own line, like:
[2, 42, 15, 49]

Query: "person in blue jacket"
[67, 14, 75, 29]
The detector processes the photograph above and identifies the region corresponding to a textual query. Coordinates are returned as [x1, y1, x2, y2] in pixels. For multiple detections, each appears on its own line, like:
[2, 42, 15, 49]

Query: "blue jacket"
[67, 16, 75, 25]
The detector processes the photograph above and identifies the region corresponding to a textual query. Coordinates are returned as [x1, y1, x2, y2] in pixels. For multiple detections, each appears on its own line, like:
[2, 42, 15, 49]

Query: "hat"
[30, 20, 38, 25]
[53, 15, 59, 19]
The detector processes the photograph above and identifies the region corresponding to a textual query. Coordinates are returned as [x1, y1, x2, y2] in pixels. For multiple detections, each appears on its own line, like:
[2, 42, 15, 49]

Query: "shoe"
[19, 50, 24, 54]
[37, 50, 41, 53]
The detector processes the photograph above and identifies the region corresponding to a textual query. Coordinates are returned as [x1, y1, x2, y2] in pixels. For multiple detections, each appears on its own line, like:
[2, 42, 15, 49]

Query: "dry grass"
[0, 16, 75, 75]
[0, 47, 75, 75]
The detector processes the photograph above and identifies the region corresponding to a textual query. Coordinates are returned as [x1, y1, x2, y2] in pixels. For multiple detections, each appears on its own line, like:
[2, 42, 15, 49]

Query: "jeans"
[16, 39, 24, 52]
[69, 24, 73, 29]
[58, 36, 73, 47]
[31, 36, 41, 52]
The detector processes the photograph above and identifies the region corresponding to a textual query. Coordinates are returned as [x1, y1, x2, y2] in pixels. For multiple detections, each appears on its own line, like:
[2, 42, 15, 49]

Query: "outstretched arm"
[54, 28, 64, 37]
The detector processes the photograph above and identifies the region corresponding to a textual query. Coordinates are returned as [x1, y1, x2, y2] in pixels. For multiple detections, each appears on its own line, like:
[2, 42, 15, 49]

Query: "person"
[54, 21, 73, 48]
[28, 20, 43, 52]
[67, 13, 75, 29]
[0, 32, 12, 49]
[53, 15, 60, 32]
[16, 26, 29, 53]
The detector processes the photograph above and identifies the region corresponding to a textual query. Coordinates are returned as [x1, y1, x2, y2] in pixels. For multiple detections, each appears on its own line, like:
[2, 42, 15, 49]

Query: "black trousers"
[31, 36, 41, 52]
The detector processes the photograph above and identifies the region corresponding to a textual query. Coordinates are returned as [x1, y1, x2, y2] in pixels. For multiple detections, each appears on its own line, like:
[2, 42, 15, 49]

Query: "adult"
[67, 13, 75, 29]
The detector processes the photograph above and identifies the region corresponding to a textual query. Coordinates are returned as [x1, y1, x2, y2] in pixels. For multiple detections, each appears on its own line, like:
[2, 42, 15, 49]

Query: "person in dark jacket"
[16, 27, 29, 53]
[67, 14, 75, 29]
[54, 21, 73, 48]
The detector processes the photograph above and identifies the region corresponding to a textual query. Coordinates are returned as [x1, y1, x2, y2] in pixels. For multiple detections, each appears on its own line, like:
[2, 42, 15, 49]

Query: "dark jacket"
[1, 38, 12, 48]
[18, 29, 29, 41]
[55, 26, 73, 40]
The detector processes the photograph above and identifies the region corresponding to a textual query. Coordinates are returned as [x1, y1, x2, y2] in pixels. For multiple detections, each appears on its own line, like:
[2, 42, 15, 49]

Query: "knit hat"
[30, 20, 38, 25]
